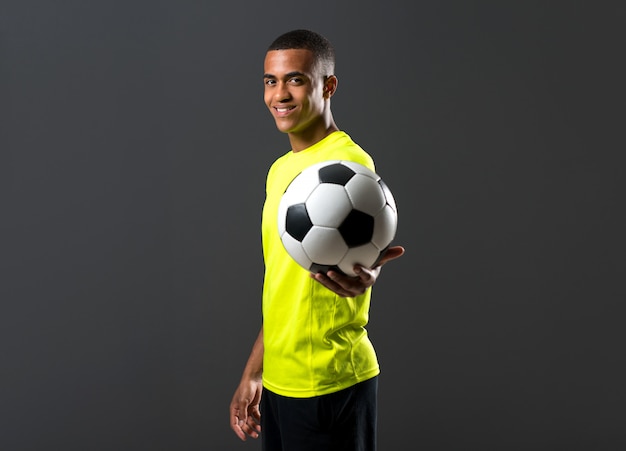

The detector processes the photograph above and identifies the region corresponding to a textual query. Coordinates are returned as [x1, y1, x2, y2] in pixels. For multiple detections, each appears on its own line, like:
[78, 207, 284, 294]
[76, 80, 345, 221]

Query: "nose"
[274, 82, 291, 102]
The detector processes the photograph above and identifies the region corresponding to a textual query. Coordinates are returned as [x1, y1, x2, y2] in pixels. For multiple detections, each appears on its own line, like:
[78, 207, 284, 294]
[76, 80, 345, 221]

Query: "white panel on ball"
[306, 184, 352, 227]
[345, 174, 386, 215]
[284, 168, 322, 200]
[379, 180, 397, 212]
[371, 205, 397, 249]
[338, 243, 381, 277]
[302, 227, 348, 264]
[280, 232, 313, 269]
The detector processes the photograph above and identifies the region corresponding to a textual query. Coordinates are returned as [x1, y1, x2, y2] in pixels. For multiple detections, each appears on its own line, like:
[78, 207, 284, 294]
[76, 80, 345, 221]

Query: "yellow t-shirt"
[261, 131, 380, 398]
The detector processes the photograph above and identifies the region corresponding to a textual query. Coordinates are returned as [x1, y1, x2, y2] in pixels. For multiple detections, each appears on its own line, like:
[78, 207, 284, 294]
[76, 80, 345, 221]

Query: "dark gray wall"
[1, 1, 624, 450]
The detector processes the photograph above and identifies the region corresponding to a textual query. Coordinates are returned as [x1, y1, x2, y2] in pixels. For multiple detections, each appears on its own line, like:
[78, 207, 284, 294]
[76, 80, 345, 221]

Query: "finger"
[246, 415, 262, 436]
[230, 400, 251, 440]
[377, 246, 405, 266]
[235, 404, 247, 425]
[354, 266, 375, 285]
[311, 272, 350, 297]
[231, 412, 260, 441]
[327, 270, 367, 296]
[241, 420, 260, 439]
[250, 404, 262, 422]
[231, 415, 247, 441]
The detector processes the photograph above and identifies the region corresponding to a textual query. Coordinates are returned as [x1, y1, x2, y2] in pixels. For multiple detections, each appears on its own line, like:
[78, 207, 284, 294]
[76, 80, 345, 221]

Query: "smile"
[274, 106, 296, 116]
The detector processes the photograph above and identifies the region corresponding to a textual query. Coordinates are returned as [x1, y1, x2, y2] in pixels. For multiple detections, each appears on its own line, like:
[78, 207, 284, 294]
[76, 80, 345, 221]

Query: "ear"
[323, 75, 338, 99]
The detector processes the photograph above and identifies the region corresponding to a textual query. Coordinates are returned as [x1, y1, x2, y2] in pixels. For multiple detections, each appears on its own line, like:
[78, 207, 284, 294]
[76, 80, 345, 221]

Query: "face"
[263, 49, 335, 137]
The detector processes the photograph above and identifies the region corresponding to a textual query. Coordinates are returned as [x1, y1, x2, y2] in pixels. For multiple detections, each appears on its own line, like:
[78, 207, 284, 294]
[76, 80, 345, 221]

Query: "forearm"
[241, 326, 264, 380]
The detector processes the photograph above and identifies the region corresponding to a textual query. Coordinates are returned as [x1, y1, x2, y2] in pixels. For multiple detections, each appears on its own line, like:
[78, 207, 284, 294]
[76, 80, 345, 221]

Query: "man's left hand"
[310, 245, 405, 297]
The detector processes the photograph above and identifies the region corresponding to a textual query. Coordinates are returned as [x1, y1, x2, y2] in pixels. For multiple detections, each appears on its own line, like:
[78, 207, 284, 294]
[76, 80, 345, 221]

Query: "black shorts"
[260, 376, 378, 451]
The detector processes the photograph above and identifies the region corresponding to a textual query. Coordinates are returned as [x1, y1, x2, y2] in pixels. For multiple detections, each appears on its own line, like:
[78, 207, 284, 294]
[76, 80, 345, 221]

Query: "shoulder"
[329, 131, 375, 171]
[266, 150, 292, 180]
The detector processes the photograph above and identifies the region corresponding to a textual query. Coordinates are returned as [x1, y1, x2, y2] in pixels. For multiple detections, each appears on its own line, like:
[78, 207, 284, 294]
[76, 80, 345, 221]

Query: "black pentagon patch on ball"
[285, 203, 312, 241]
[318, 163, 356, 186]
[339, 210, 374, 247]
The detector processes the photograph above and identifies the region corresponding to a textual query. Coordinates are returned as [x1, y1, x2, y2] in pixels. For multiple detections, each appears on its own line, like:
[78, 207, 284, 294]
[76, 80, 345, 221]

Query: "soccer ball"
[277, 160, 398, 277]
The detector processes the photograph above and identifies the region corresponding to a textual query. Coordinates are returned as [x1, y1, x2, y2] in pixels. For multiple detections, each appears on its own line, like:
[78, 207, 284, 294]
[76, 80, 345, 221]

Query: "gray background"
[1, 1, 625, 450]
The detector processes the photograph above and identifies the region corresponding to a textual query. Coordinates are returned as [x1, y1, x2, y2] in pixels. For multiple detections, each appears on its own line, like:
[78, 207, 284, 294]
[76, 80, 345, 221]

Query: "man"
[229, 29, 404, 451]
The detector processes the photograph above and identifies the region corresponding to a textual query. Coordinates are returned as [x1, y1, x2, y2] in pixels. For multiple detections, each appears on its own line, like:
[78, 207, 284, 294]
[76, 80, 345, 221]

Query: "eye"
[288, 77, 304, 85]
[264, 79, 276, 86]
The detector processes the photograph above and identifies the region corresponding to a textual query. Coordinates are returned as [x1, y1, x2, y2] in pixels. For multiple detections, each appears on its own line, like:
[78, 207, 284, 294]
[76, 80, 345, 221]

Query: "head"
[267, 29, 335, 76]
[263, 30, 339, 150]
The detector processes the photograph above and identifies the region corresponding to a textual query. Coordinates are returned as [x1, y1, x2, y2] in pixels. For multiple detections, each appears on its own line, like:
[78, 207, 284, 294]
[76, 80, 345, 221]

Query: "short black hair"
[267, 29, 335, 75]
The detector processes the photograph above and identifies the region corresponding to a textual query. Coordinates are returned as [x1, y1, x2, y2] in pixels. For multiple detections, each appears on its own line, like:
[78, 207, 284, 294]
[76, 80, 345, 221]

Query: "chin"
[274, 121, 297, 134]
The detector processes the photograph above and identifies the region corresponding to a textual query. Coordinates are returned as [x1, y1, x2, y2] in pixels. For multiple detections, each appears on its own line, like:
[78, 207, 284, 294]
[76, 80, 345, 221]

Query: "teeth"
[276, 107, 292, 113]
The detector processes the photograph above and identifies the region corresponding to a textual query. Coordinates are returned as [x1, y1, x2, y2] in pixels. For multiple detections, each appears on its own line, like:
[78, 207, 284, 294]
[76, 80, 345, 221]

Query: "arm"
[310, 245, 405, 297]
[229, 326, 264, 441]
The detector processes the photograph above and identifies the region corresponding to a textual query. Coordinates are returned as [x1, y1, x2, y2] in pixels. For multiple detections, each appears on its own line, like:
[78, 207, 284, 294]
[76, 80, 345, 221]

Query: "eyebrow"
[263, 71, 307, 79]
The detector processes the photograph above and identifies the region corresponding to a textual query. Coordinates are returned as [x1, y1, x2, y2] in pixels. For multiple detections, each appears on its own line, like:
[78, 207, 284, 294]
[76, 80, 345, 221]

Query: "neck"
[288, 114, 339, 153]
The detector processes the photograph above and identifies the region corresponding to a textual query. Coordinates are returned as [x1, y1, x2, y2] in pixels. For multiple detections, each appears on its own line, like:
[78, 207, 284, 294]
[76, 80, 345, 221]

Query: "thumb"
[378, 246, 405, 266]
[355, 265, 375, 283]
[238, 401, 249, 425]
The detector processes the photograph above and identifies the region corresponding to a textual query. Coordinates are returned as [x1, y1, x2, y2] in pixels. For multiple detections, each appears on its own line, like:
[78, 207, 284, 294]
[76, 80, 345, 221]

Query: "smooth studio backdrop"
[1, 1, 624, 450]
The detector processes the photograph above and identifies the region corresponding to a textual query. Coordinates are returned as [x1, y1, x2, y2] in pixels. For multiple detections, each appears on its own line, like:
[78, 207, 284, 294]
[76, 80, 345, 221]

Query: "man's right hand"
[229, 377, 263, 441]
